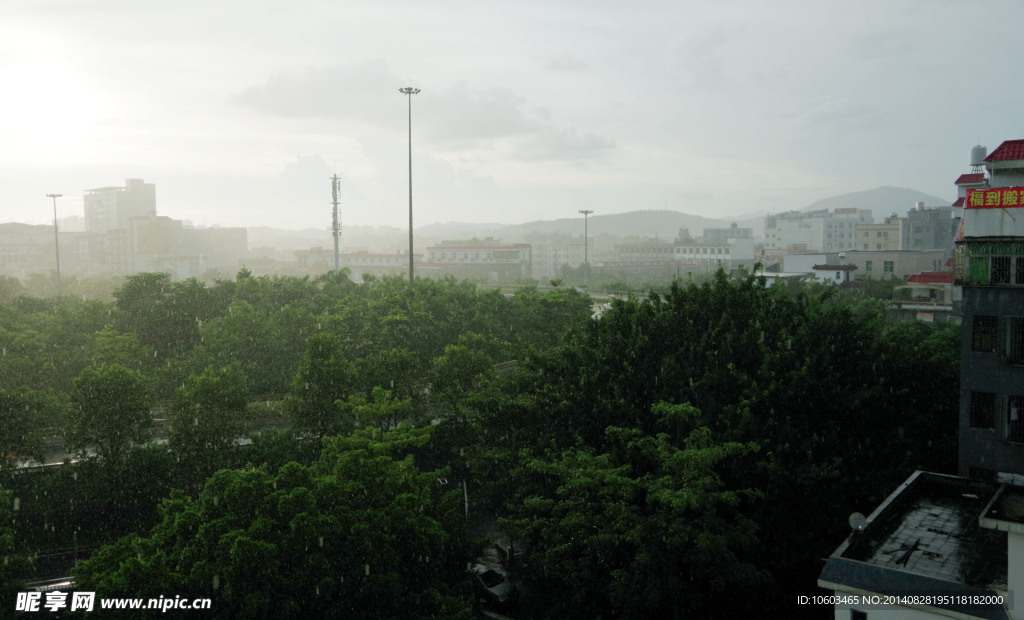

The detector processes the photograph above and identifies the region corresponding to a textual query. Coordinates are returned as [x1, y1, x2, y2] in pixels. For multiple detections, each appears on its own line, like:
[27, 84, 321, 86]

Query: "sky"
[1, 0, 1022, 231]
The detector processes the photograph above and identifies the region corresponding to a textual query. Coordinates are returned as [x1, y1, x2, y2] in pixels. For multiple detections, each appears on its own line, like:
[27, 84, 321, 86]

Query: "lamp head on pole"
[399, 87, 421, 96]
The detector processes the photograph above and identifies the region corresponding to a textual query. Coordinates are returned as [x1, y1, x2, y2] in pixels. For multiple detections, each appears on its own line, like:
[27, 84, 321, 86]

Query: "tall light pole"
[579, 209, 593, 287]
[399, 86, 420, 284]
[46, 193, 63, 296]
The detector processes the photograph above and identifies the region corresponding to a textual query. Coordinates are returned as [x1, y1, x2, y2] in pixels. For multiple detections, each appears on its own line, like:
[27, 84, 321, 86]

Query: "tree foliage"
[68, 364, 152, 462]
[75, 441, 474, 618]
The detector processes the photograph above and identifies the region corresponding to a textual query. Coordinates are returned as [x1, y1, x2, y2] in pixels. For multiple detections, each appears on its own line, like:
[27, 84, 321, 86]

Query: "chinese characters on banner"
[967, 188, 1024, 208]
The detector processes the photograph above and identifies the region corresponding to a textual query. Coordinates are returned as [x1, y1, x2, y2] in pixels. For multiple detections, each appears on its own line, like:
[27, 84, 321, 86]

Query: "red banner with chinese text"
[966, 188, 1024, 208]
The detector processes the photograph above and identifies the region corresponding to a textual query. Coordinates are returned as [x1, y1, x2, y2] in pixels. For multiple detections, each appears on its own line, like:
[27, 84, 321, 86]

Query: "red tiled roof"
[812, 264, 857, 271]
[954, 173, 986, 185]
[952, 197, 965, 207]
[906, 271, 954, 284]
[985, 140, 1024, 161]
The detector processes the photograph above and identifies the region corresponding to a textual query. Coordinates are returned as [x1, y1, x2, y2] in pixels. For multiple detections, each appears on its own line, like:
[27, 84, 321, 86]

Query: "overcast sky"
[1, 0, 1020, 231]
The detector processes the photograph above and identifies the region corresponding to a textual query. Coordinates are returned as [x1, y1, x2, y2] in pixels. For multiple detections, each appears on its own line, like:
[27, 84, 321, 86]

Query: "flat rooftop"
[819, 471, 1009, 619]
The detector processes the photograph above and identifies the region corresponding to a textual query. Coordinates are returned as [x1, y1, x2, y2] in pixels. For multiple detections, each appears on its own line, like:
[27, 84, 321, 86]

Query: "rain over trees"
[0, 268, 958, 617]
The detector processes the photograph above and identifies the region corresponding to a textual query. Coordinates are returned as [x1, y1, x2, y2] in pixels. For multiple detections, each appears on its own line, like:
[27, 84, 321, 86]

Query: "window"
[851, 611, 868, 620]
[1008, 396, 1024, 443]
[1017, 257, 1024, 284]
[992, 256, 1011, 284]
[876, 244, 882, 249]
[969, 256, 990, 283]
[883, 261, 894, 273]
[1006, 317, 1024, 364]
[865, 261, 873, 272]
[970, 391, 996, 429]
[972, 315, 998, 352]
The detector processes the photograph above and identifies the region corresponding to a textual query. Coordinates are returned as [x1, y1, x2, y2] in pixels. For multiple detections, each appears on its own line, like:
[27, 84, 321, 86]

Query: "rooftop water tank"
[971, 145, 988, 167]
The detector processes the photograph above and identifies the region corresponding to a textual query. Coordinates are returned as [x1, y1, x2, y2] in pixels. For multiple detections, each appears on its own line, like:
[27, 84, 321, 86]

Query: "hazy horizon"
[3, 1, 1019, 230]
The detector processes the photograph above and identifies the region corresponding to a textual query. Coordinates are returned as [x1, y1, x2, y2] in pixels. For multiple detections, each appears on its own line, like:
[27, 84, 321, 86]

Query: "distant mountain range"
[801, 186, 950, 220]
[493, 210, 736, 242]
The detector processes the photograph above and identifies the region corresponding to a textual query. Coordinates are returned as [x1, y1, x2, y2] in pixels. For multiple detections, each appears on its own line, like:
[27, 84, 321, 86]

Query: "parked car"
[469, 563, 517, 607]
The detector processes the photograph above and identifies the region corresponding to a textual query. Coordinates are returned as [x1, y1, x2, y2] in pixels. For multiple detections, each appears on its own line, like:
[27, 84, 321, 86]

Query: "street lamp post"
[399, 86, 420, 284]
[46, 193, 62, 296]
[579, 209, 593, 287]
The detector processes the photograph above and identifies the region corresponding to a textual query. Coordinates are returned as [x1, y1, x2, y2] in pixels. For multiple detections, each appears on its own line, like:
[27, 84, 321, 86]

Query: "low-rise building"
[423, 239, 531, 281]
[890, 271, 958, 323]
[844, 250, 948, 280]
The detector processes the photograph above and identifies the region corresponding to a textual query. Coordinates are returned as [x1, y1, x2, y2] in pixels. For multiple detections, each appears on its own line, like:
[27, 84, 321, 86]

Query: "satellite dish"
[849, 512, 868, 532]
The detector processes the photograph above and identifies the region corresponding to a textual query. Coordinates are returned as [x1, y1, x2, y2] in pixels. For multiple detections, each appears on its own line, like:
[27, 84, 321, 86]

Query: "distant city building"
[528, 236, 585, 280]
[0, 223, 58, 279]
[603, 236, 755, 272]
[703, 222, 753, 244]
[857, 214, 901, 251]
[901, 202, 958, 255]
[0, 179, 247, 281]
[294, 247, 421, 279]
[764, 208, 873, 252]
[423, 238, 531, 281]
[844, 249, 947, 280]
[84, 179, 156, 234]
[810, 263, 856, 284]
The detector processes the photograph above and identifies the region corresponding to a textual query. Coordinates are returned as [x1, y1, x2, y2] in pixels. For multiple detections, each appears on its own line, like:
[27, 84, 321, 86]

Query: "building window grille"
[970, 392, 996, 429]
[992, 256, 1012, 284]
[969, 256, 990, 284]
[972, 315, 998, 352]
[1017, 257, 1024, 284]
[1005, 317, 1024, 365]
[1008, 396, 1024, 443]
[883, 261, 894, 273]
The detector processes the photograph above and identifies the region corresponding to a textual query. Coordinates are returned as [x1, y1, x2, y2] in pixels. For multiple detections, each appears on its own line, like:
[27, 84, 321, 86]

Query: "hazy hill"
[493, 210, 737, 242]
[801, 186, 951, 220]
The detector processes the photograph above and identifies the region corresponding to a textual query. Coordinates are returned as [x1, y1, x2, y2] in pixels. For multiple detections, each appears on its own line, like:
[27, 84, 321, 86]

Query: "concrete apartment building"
[857, 214, 901, 251]
[764, 207, 874, 253]
[902, 203, 959, 253]
[956, 139, 1024, 479]
[84, 179, 156, 233]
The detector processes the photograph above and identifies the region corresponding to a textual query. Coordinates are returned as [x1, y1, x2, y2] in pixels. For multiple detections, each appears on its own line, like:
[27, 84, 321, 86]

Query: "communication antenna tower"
[331, 174, 341, 273]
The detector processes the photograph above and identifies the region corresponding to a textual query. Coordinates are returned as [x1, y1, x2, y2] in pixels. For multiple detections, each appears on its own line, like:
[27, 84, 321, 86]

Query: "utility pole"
[331, 174, 341, 273]
[399, 86, 420, 284]
[579, 209, 593, 287]
[46, 193, 62, 296]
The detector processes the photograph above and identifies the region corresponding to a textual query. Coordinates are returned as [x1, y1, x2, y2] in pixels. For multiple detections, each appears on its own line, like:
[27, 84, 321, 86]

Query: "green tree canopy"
[75, 442, 474, 618]
[68, 364, 152, 462]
